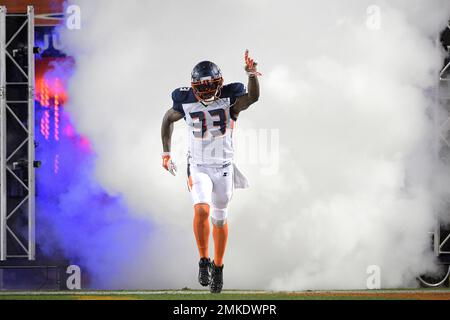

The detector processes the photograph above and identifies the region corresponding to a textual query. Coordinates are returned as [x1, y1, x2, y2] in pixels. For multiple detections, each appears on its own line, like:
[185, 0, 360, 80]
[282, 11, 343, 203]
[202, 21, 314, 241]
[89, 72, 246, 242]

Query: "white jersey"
[172, 83, 246, 166]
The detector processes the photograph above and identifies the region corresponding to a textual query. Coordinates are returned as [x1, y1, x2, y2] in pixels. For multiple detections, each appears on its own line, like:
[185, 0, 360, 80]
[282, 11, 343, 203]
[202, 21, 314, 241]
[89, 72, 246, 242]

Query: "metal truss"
[434, 223, 450, 256]
[440, 22, 450, 81]
[416, 22, 450, 288]
[418, 221, 450, 286]
[35, 13, 64, 25]
[0, 6, 35, 261]
[441, 63, 450, 82]
[435, 22, 450, 262]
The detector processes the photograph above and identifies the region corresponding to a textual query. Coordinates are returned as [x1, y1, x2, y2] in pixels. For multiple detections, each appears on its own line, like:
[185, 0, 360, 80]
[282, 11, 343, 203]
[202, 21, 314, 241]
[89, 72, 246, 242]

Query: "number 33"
[190, 109, 227, 138]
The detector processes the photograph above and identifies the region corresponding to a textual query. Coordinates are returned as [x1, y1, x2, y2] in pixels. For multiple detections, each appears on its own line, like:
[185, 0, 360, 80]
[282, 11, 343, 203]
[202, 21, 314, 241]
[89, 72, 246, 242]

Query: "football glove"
[245, 49, 262, 77]
[162, 152, 177, 176]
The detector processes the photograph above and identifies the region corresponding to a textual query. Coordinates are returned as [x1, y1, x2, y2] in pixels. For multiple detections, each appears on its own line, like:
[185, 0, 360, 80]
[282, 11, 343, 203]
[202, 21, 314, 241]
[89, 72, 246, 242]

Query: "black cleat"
[210, 261, 224, 294]
[198, 258, 211, 287]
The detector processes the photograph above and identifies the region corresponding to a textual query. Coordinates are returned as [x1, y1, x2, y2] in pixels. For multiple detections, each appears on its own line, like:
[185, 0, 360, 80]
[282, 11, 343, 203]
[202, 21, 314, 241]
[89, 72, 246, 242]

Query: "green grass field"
[0, 289, 449, 300]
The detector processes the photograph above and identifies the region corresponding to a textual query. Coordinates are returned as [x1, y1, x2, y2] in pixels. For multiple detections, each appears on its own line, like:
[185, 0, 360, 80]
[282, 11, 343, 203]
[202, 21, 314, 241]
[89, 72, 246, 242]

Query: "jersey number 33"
[190, 109, 227, 138]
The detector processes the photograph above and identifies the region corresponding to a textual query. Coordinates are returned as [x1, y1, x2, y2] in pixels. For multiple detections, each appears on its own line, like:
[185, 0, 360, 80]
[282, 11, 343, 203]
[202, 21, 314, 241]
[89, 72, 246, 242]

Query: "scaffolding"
[0, 5, 36, 261]
[418, 23, 450, 287]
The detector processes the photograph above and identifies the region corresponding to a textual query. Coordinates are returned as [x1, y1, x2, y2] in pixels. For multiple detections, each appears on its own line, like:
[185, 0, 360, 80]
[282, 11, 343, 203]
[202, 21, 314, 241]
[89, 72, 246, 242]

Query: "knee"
[194, 203, 210, 219]
[211, 208, 227, 227]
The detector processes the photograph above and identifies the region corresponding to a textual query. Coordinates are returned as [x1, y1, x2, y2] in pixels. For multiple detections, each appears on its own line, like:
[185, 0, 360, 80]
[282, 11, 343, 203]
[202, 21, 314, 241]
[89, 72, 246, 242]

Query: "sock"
[193, 204, 210, 259]
[212, 223, 228, 267]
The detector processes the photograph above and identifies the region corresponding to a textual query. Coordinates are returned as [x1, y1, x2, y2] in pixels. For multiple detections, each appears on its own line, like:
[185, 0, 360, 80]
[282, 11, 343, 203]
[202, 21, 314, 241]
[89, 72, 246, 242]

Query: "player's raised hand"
[162, 152, 177, 176]
[244, 49, 262, 77]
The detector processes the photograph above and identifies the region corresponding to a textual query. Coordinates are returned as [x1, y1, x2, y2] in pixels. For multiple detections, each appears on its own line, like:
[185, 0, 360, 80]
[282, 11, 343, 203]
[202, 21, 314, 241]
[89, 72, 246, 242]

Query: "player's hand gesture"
[162, 152, 177, 176]
[245, 49, 262, 77]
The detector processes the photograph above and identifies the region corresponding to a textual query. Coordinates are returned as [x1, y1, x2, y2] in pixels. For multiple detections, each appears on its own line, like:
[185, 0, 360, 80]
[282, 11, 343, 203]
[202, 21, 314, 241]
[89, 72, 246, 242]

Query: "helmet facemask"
[191, 77, 224, 103]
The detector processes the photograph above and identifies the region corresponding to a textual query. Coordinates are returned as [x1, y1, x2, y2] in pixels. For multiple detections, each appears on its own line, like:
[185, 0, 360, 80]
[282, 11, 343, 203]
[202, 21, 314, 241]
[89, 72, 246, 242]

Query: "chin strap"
[194, 89, 222, 105]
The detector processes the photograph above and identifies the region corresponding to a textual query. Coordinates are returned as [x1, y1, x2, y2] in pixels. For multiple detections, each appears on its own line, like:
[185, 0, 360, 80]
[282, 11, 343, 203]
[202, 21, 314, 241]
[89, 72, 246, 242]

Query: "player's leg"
[209, 165, 234, 293]
[188, 164, 214, 286]
[194, 203, 212, 287]
[193, 203, 210, 259]
[211, 165, 233, 266]
[190, 165, 213, 259]
[212, 222, 228, 267]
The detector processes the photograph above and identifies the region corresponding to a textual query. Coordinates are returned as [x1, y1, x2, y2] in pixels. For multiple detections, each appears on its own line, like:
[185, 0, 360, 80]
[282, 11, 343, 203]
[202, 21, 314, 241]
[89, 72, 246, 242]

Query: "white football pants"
[188, 163, 233, 225]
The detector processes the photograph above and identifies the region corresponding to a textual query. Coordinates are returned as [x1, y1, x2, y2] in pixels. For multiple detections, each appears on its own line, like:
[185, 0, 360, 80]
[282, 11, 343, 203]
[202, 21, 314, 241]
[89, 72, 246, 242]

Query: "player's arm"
[232, 74, 260, 114]
[232, 50, 261, 115]
[161, 108, 183, 175]
[161, 108, 183, 152]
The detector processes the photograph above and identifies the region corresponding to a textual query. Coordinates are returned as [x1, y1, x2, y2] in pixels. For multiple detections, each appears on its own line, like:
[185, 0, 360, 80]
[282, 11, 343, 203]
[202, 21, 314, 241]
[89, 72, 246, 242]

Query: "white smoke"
[58, 0, 450, 289]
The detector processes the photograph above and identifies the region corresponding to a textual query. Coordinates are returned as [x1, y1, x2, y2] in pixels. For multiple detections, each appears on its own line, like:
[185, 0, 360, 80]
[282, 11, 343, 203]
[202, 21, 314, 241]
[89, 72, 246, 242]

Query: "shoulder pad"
[220, 82, 247, 99]
[172, 87, 197, 104]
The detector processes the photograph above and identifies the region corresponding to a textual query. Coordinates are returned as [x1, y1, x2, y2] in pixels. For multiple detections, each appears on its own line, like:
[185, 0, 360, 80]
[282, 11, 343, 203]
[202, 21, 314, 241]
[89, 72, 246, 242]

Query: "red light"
[40, 111, 50, 141]
[54, 154, 60, 174]
[36, 77, 66, 143]
[54, 94, 60, 141]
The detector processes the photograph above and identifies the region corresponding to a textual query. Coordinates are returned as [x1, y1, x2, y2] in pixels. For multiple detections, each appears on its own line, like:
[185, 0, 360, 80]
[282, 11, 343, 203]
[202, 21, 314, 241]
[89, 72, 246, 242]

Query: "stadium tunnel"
[0, 1, 449, 290]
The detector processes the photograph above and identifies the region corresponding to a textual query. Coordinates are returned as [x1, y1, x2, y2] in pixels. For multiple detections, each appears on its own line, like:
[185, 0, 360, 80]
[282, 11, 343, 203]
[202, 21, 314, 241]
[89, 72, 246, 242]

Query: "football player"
[161, 50, 260, 293]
